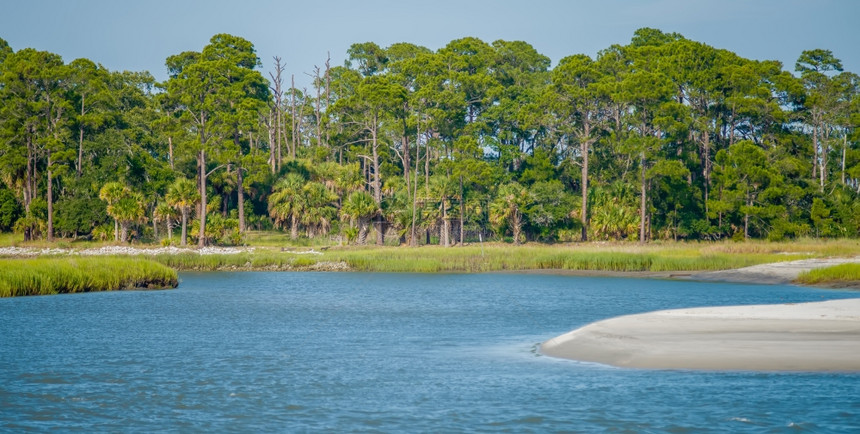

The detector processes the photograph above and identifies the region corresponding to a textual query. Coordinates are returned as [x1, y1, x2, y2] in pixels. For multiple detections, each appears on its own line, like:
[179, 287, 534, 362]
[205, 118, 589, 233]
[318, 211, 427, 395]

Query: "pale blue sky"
[2, 0, 858, 87]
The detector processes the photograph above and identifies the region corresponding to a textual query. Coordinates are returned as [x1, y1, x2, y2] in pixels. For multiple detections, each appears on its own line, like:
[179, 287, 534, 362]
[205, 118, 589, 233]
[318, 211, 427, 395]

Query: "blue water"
[2, 272, 860, 432]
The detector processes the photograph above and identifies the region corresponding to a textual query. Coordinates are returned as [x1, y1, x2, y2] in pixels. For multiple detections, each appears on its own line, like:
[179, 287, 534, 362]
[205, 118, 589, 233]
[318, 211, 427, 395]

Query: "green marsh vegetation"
[796, 263, 860, 286]
[132, 238, 858, 273]
[0, 257, 177, 297]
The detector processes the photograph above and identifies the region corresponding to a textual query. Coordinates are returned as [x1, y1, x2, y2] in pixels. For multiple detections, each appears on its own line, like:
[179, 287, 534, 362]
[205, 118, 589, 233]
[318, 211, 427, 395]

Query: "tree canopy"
[1, 30, 858, 245]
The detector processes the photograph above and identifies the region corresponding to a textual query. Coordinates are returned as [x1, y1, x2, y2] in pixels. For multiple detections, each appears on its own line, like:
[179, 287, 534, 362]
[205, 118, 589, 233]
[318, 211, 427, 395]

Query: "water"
[2, 272, 859, 432]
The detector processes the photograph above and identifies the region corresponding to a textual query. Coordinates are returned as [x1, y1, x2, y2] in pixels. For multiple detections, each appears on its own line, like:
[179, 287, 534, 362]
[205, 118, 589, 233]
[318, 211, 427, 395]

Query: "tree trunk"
[581, 138, 589, 241]
[459, 175, 465, 246]
[325, 53, 331, 148]
[842, 133, 847, 185]
[168, 136, 174, 170]
[812, 119, 819, 181]
[25, 137, 33, 215]
[358, 218, 368, 245]
[47, 151, 54, 242]
[198, 149, 207, 247]
[77, 94, 85, 177]
[702, 129, 711, 217]
[819, 123, 828, 191]
[180, 209, 188, 246]
[314, 66, 322, 148]
[512, 208, 521, 245]
[290, 214, 298, 240]
[441, 197, 449, 247]
[290, 75, 297, 159]
[237, 167, 245, 233]
[376, 217, 385, 246]
[411, 117, 422, 246]
[167, 218, 174, 241]
[371, 122, 382, 204]
[639, 154, 647, 245]
[744, 194, 751, 240]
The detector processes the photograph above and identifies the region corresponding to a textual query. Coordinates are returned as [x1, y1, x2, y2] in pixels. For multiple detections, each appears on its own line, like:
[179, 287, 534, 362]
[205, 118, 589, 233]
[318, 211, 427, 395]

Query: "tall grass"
[796, 264, 860, 285]
[0, 257, 178, 297]
[319, 244, 811, 273]
[150, 252, 324, 270]
[136, 242, 830, 273]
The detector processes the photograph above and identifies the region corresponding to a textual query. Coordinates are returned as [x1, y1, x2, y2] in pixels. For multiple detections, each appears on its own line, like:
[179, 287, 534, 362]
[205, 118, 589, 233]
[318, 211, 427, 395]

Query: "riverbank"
[0, 257, 177, 297]
[2, 242, 859, 281]
[540, 298, 860, 372]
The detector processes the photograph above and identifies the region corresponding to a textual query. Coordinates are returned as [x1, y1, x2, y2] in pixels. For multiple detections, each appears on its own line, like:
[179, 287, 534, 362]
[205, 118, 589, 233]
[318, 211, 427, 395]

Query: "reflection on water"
[1, 272, 858, 431]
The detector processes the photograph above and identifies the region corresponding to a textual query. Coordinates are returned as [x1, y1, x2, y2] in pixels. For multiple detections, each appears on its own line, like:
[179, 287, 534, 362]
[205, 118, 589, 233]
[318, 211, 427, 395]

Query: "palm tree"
[99, 181, 125, 241]
[299, 181, 338, 238]
[112, 193, 147, 243]
[166, 178, 199, 246]
[268, 173, 305, 240]
[429, 175, 458, 247]
[154, 201, 178, 242]
[340, 191, 378, 245]
[489, 182, 530, 245]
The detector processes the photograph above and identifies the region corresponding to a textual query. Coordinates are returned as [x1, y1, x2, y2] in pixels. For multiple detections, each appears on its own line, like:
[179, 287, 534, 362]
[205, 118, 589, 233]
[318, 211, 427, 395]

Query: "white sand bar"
[541, 298, 860, 372]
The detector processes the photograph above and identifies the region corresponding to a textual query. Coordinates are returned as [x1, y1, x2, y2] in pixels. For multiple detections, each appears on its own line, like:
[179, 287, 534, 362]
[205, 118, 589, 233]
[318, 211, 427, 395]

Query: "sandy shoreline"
[541, 298, 860, 371]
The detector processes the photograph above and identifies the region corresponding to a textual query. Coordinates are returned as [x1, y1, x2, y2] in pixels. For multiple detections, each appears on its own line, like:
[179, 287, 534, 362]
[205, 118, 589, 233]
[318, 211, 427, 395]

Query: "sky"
[2, 0, 859, 88]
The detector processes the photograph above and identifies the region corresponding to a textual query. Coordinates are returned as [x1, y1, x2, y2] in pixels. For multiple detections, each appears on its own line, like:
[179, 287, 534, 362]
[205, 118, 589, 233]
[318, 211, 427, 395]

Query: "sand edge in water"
[541, 298, 860, 372]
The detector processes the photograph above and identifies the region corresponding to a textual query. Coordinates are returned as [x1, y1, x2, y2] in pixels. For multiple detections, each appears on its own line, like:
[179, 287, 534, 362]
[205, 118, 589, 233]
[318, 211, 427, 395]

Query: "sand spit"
[541, 298, 860, 372]
[689, 256, 860, 285]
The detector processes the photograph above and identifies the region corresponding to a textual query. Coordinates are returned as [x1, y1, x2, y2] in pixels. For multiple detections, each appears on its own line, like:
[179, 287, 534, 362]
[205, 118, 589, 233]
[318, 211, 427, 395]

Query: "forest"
[0, 28, 858, 247]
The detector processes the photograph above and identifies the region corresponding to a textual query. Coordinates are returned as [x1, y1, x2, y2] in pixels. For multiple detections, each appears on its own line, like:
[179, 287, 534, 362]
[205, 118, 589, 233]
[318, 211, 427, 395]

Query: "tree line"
[0, 28, 858, 247]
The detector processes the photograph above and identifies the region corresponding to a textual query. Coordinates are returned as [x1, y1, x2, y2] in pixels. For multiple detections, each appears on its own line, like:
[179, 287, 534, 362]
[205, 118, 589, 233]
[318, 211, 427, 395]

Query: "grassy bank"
[150, 251, 328, 271]
[136, 240, 856, 273]
[0, 257, 178, 297]
[796, 263, 860, 287]
[319, 244, 812, 273]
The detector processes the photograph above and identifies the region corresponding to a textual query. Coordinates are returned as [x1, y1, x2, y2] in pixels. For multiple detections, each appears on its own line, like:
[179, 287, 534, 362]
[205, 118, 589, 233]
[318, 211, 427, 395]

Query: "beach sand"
[541, 298, 860, 371]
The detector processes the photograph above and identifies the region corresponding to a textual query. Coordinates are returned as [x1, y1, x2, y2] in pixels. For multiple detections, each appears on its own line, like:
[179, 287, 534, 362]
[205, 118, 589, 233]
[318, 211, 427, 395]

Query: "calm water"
[2, 272, 859, 432]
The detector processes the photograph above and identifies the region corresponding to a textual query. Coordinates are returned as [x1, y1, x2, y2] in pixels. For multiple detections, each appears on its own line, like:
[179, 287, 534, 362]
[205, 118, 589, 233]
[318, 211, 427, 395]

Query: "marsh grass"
[138, 241, 844, 273]
[150, 251, 324, 270]
[317, 244, 812, 273]
[0, 257, 178, 297]
[2, 232, 857, 276]
[796, 263, 860, 285]
[242, 231, 338, 247]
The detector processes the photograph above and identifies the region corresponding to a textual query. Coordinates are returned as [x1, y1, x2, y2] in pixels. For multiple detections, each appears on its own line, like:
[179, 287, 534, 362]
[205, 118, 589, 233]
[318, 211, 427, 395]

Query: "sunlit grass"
[150, 251, 324, 270]
[2, 230, 858, 275]
[243, 231, 339, 247]
[796, 263, 860, 285]
[0, 257, 178, 297]
[317, 243, 814, 273]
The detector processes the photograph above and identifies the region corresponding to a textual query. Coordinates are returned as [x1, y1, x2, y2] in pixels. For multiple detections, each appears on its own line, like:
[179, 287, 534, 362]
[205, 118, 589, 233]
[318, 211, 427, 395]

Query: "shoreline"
[496, 256, 860, 288]
[540, 298, 860, 372]
[1, 245, 858, 287]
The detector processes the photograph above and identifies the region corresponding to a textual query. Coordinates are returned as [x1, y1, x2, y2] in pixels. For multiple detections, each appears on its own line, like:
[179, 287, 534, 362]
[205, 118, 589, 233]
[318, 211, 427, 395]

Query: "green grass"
[135, 239, 860, 273]
[796, 263, 860, 285]
[242, 231, 338, 247]
[319, 244, 811, 273]
[149, 251, 329, 270]
[0, 257, 178, 297]
[3, 231, 859, 277]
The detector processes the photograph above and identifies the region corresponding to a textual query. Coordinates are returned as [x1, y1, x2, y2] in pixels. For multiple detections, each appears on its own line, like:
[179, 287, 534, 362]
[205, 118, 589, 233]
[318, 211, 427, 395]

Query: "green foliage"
[0, 257, 177, 297]
[0, 30, 858, 247]
[0, 186, 21, 231]
[796, 263, 860, 285]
